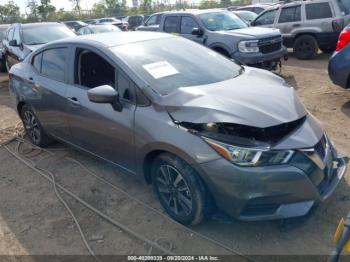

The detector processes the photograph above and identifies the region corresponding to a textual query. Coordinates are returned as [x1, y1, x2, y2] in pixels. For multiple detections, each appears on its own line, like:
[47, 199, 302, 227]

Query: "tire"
[151, 153, 208, 225]
[0, 57, 7, 73]
[293, 35, 318, 60]
[20, 104, 52, 147]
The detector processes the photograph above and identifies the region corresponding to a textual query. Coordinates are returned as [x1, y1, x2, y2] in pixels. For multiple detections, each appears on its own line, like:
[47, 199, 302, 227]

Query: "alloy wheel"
[156, 164, 193, 216]
[22, 110, 41, 144]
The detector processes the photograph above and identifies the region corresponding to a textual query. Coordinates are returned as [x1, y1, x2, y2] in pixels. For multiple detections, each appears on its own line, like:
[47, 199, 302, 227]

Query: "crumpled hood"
[160, 67, 307, 128]
[218, 27, 281, 39]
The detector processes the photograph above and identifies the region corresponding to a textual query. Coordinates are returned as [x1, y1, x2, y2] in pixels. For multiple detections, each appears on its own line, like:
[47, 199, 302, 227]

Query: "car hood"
[157, 67, 307, 129]
[219, 27, 281, 39]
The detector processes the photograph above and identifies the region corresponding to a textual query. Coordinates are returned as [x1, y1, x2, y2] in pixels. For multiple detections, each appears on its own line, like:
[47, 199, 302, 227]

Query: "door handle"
[67, 97, 81, 106]
[292, 24, 301, 27]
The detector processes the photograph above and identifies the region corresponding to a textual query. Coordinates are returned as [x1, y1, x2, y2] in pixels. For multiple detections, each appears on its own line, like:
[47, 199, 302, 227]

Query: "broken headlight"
[203, 137, 294, 166]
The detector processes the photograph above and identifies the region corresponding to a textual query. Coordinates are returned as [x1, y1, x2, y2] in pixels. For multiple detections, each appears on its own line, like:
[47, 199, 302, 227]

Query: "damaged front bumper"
[193, 140, 348, 221]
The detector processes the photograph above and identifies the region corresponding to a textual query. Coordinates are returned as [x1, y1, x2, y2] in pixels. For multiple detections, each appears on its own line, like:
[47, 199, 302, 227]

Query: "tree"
[91, 2, 107, 17]
[69, 0, 82, 16]
[220, 0, 232, 7]
[198, 0, 220, 9]
[26, 0, 40, 22]
[105, 0, 127, 17]
[0, 1, 21, 23]
[37, 0, 56, 20]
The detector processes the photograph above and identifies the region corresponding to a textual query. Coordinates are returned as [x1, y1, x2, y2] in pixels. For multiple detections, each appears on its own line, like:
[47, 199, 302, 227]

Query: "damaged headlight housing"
[203, 137, 294, 166]
[238, 40, 259, 53]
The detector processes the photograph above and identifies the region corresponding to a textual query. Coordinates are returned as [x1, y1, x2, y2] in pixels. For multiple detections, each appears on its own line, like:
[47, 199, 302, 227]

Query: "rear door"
[65, 46, 137, 174]
[27, 46, 72, 140]
[277, 5, 302, 38]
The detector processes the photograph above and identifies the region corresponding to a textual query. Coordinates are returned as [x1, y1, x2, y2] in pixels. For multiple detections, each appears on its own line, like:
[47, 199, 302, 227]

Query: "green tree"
[105, 0, 127, 17]
[220, 0, 232, 7]
[91, 2, 107, 17]
[37, 0, 56, 20]
[26, 0, 40, 22]
[198, 0, 220, 9]
[0, 1, 21, 23]
[69, 0, 82, 15]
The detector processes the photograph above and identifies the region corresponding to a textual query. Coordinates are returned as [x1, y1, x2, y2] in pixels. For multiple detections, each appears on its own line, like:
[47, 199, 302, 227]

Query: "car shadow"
[341, 100, 350, 118]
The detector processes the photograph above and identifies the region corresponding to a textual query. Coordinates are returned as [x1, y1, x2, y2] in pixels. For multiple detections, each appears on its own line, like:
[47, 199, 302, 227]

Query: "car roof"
[53, 31, 174, 48]
[19, 22, 63, 28]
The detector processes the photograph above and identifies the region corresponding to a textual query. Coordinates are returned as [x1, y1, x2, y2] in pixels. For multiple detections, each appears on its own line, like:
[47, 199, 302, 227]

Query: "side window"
[164, 16, 179, 33]
[32, 53, 42, 72]
[146, 15, 158, 26]
[41, 48, 67, 82]
[75, 48, 115, 89]
[117, 71, 135, 102]
[254, 9, 278, 25]
[306, 3, 333, 19]
[278, 6, 301, 23]
[181, 16, 199, 34]
[13, 26, 21, 43]
[254, 7, 264, 14]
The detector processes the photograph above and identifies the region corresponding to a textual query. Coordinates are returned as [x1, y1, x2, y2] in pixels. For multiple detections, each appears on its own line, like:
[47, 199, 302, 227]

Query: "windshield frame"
[198, 10, 248, 31]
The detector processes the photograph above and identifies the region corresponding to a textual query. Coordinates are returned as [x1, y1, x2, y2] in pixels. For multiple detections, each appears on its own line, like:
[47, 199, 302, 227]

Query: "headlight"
[238, 40, 259, 53]
[203, 137, 294, 166]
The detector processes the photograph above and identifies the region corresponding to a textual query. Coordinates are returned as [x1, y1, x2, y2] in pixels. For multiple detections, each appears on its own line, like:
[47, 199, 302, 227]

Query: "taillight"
[336, 28, 350, 51]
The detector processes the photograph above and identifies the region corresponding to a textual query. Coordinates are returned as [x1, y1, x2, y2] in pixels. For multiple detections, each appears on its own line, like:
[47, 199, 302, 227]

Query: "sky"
[0, 0, 101, 14]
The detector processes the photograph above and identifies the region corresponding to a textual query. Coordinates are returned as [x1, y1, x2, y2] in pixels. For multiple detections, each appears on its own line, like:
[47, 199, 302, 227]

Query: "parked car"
[96, 17, 129, 31]
[137, 9, 287, 70]
[84, 19, 98, 24]
[251, 0, 350, 59]
[3, 22, 76, 70]
[236, 4, 274, 14]
[328, 24, 350, 89]
[233, 10, 258, 24]
[0, 24, 9, 72]
[128, 15, 148, 31]
[63, 20, 88, 33]
[78, 24, 121, 35]
[9, 32, 347, 225]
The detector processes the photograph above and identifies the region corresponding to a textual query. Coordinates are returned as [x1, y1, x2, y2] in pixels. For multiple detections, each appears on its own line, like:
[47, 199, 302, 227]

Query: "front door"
[180, 16, 206, 45]
[65, 47, 137, 174]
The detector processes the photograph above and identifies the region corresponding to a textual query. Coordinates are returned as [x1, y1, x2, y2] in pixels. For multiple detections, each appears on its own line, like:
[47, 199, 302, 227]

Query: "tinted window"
[278, 6, 301, 23]
[32, 53, 42, 72]
[199, 11, 247, 31]
[306, 3, 332, 19]
[254, 9, 278, 25]
[22, 25, 75, 45]
[41, 48, 67, 82]
[254, 7, 264, 14]
[181, 16, 199, 34]
[112, 37, 242, 96]
[146, 15, 158, 26]
[164, 16, 179, 33]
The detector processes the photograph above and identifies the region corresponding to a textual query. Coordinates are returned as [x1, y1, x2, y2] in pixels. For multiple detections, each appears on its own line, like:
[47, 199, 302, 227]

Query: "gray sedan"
[78, 24, 121, 35]
[9, 32, 347, 225]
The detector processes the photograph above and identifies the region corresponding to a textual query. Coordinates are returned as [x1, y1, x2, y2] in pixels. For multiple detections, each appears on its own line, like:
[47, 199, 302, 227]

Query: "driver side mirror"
[88, 85, 123, 111]
[9, 40, 19, 47]
[191, 28, 204, 37]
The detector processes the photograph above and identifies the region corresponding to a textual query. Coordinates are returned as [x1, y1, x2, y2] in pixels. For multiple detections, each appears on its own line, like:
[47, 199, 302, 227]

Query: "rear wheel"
[293, 35, 318, 60]
[151, 153, 207, 225]
[20, 104, 52, 147]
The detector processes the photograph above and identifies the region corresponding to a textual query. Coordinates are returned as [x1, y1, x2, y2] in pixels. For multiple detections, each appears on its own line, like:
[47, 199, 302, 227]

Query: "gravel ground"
[0, 54, 349, 260]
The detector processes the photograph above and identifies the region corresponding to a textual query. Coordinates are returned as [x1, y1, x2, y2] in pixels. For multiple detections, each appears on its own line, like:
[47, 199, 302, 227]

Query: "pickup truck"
[137, 9, 288, 70]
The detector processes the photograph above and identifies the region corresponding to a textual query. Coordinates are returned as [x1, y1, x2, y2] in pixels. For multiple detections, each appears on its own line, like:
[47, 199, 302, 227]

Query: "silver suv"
[251, 0, 350, 59]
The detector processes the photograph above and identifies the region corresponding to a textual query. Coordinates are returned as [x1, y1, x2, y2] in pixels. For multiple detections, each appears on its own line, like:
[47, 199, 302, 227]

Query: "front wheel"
[151, 153, 208, 225]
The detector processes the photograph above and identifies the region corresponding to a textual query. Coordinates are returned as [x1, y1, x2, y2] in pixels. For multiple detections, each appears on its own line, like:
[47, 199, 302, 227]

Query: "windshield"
[22, 25, 76, 45]
[91, 25, 120, 33]
[199, 11, 248, 31]
[338, 0, 350, 15]
[112, 37, 242, 96]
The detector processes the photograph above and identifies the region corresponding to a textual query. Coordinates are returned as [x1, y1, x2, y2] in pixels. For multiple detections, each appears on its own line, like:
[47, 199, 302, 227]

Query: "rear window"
[278, 6, 301, 23]
[41, 48, 68, 82]
[305, 3, 333, 20]
[112, 37, 242, 96]
[338, 0, 350, 15]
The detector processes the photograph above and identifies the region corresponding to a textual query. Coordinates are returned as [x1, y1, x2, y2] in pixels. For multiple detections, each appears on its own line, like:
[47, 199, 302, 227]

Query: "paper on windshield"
[143, 61, 179, 79]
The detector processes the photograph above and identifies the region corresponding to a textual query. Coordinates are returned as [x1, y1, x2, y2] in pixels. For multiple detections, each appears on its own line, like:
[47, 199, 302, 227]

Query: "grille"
[314, 135, 327, 160]
[259, 36, 282, 54]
